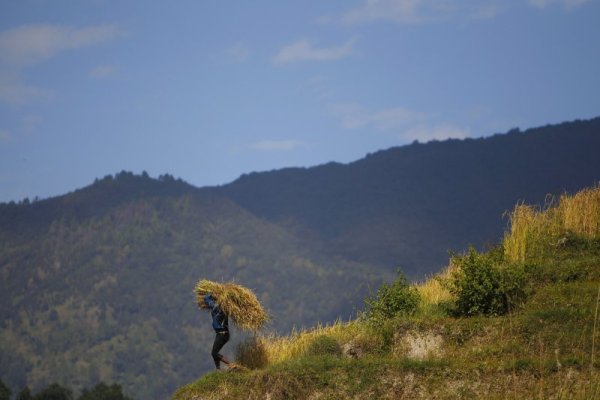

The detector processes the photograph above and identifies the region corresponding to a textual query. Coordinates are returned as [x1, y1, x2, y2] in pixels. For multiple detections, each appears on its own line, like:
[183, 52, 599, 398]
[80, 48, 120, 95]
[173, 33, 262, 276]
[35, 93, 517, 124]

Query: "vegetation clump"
[365, 270, 420, 325]
[195, 280, 269, 330]
[504, 186, 600, 263]
[445, 246, 527, 316]
[305, 335, 342, 357]
[235, 336, 269, 370]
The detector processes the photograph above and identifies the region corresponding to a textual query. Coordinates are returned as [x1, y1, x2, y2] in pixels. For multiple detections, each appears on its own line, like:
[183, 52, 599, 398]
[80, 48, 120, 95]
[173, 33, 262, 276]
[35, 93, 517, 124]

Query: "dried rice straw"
[195, 279, 269, 330]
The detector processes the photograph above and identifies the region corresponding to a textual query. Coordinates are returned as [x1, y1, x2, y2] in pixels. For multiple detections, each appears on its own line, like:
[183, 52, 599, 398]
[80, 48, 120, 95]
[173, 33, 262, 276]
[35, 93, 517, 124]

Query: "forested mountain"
[1, 117, 599, 398]
[0, 173, 380, 399]
[211, 117, 600, 277]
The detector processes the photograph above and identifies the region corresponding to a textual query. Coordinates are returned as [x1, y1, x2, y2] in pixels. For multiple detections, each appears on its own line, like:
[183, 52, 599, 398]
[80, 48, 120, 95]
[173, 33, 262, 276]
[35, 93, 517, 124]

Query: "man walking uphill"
[204, 293, 231, 370]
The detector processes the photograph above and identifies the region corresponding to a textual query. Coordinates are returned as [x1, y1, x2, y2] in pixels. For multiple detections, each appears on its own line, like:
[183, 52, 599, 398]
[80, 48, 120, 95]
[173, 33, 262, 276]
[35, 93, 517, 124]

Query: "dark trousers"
[211, 330, 230, 368]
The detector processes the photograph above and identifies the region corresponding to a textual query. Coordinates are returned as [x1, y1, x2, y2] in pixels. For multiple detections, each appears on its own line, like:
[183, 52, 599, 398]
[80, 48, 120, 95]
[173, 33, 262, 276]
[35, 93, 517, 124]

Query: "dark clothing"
[204, 294, 230, 369]
[204, 294, 229, 332]
[211, 331, 230, 369]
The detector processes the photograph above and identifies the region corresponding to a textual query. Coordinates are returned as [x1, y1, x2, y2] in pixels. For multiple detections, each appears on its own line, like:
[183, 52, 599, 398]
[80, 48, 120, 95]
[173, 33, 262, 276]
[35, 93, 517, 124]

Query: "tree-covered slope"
[0, 177, 384, 398]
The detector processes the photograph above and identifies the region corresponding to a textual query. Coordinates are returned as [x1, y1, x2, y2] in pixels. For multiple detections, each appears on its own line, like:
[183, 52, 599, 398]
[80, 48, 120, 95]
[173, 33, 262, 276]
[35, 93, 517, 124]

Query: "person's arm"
[204, 294, 217, 311]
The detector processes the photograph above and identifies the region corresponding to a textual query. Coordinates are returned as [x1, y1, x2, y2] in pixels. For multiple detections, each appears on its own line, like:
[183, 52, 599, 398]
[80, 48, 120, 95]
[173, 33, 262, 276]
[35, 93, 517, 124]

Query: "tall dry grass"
[503, 186, 600, 263]
[559, 187, 600, 236]
[238, 319, 378, 367]
[415, 266, 454, 307]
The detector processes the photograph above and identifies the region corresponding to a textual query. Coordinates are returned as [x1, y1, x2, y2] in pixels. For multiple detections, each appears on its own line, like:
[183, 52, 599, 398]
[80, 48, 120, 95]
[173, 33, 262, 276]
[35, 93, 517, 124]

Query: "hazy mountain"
[0, 172, 380, 398]
[211, 117, 600, 277]
[1, 117, 599, 397]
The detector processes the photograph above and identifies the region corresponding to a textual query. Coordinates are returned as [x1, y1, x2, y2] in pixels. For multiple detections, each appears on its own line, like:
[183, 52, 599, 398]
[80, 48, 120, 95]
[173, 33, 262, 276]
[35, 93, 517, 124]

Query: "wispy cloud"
[0, 24, 121, 105]
[0, 24, 121, 66]
[90, 65, 117, 78]
[341, 0, 437, 24]
[0, 75, 54, 105]
[331, 103, 423, 131]
[335, 0, 502, 25]
[225, 42, 250, 62]
[470, 4, 500, 19]
[273, 38, 356, 65]
[529, 0, 591, 8]
[331, 102, 470, 142]
[402, 123, 470, 142]
[251, 139, 307, 151]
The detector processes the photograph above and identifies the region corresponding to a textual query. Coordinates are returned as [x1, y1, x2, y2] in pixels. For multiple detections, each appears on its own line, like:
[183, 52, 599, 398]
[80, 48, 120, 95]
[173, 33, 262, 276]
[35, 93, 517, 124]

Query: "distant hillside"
[210, 117, 600, 277]
[1, 117, 600, 398]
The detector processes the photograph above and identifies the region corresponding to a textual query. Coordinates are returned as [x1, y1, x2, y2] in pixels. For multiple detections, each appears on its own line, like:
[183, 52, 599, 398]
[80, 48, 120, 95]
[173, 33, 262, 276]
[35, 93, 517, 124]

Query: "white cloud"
[273, 38, 356, 65]
[470, 4, 501, 19]
[402, 123, 470, 142]
[225, 42, 250, 62]
[331, 102, 470, 142]
[0, 24, 121, 66]
[342, 0, 434, 24]
[529, 0, 590, 8]
[0, 24, 120, 105]
[251, 140, 307, 151]
[336, 0, 502, 25]
[0, 76, 54, 105]
[90, 65, 117, 78]
[332, 103, 423, 131]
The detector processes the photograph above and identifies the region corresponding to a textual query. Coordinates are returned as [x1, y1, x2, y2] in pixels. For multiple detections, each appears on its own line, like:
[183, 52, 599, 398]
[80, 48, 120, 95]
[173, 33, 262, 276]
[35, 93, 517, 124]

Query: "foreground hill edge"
[173, 186, 600, 400]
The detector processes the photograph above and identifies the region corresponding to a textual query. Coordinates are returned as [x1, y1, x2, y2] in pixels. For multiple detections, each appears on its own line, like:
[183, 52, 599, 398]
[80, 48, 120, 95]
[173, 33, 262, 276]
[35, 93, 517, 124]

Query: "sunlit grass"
[504, 186, 600, 263]
[415, 265, 454, 308]
[257, 319, 369, 365]
[176, 185, 600, 399]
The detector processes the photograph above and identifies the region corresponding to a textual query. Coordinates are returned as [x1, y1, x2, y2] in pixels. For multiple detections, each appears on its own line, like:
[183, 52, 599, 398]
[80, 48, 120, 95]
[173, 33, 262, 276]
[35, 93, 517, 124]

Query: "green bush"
[32, 383, 73, 400]
[446, 246, 527, 316]
[78, 382, 133, 400]
[305, 335, 342, 357]
[0, 379, 11, 400]
[365, 270, 420, 326]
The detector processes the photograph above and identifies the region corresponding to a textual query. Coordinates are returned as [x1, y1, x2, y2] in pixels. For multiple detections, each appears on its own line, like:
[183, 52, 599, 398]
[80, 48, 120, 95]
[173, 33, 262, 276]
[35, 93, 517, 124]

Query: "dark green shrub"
[365, 270, 420, 326]
[235, 336, 269, 369]
[0, 379, 11, 400]
[32, 383, 73, 400]
[78, 382, 132, 400]
[306, 335, 342, 357]
[446, 246, 527, 316]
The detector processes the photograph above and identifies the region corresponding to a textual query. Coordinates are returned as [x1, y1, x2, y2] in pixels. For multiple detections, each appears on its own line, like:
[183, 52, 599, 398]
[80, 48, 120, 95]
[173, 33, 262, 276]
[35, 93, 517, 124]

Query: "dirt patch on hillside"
[392, 331, 444, 360]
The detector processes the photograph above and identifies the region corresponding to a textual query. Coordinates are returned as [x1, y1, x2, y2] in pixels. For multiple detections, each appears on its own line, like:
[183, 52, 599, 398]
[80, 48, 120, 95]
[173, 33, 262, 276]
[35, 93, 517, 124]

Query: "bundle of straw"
[195, 279, 269, 330]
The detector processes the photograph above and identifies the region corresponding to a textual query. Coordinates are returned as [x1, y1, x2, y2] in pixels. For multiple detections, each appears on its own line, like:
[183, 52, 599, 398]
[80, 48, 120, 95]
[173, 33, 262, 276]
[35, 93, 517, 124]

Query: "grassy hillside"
[174, 186, 600, 399]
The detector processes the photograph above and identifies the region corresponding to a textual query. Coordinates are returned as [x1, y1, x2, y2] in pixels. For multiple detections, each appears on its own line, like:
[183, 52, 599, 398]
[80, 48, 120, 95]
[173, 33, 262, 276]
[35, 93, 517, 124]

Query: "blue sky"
[1, 0, 599, 202]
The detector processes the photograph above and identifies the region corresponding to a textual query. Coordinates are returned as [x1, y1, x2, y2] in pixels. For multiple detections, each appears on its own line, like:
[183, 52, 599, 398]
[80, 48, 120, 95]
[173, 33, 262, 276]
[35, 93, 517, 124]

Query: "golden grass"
[415, 265, 454, 307]
[257, 320, 373, 365]
[195, 279, 269, 331]
[504, 186, 600, 263]
[559, 186, 600, 236]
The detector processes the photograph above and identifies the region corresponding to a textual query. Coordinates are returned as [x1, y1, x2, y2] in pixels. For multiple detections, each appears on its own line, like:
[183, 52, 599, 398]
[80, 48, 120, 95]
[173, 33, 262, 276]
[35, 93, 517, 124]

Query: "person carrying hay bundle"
[196, 279, 269, 371]
[203, 293, 232, 370]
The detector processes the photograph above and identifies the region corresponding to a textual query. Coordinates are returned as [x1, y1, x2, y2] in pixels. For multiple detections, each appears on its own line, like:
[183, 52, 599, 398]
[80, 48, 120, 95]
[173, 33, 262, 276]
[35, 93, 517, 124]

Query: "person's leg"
[211, 331, 230, 369]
